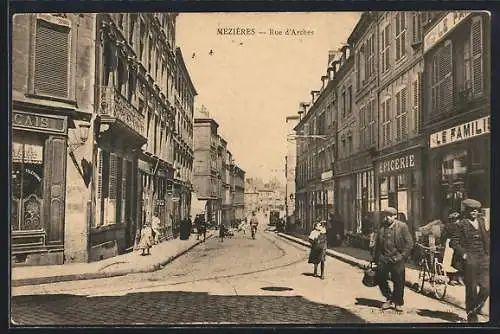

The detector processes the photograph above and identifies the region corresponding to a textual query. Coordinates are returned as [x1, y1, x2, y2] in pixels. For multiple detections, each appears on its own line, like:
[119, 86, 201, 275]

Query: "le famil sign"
[430, 115, 490, 148]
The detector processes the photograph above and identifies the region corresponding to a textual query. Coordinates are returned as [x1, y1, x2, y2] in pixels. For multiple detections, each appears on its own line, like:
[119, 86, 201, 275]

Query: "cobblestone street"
[11, 229, 479, 325]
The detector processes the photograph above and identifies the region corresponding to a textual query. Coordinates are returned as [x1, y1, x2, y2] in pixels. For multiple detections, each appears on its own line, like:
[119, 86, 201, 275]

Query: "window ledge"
[25, 93, 77, 108]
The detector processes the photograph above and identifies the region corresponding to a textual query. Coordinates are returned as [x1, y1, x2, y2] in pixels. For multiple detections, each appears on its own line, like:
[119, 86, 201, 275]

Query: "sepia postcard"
[10, 10, 491, 326]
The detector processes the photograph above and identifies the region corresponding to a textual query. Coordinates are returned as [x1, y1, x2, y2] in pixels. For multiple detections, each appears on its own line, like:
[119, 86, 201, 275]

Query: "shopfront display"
[11, 110, 69, 265]
[427, 120, 490, 222]
[377, 148, 423, 232]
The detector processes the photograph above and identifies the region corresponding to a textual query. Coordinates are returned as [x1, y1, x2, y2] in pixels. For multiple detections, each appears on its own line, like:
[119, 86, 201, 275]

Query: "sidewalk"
[12, 232, 214, 287]
[277, 232, 489, 317]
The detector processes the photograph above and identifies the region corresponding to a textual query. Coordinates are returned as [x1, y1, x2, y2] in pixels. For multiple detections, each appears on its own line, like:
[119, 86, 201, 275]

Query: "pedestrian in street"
[187, 215, 193, 238]
[308, 221, 327, 279]
[250, 211, 259, 239]
[200, 217, 207, 242]
[219, 223, 225, 242]
[442, 212, 464, 286]
[450, 199, 490, 323]
[372, 207, 413, 313]
[138, 221, 154, 256]
[151, 211, 161, 245]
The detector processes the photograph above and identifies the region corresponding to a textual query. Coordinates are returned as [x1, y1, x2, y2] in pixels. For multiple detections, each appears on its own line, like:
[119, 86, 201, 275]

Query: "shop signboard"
[377, 150, 420, 177]
[12, 111, 67, 134]
[429, 115, 490, 148]
[424, 11, 471, 53]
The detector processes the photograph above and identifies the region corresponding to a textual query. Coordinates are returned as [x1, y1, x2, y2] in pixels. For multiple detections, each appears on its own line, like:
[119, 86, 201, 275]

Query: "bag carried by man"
[362, 261, 378, 287]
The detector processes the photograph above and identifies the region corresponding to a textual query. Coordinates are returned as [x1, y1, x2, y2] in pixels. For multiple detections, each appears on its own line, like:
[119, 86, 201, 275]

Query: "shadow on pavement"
[301, 272, 316, 277]
[12, 290, 366, 325]
[354, 297, 383, 309]
[416, 309, 464, 323]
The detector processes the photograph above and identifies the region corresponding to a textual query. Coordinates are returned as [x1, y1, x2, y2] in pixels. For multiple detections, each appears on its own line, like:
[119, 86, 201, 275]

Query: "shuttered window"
[380, 25, 391, 73]
[381, 98, 391, 147]
[412, 12, 422, 44]
[471, 16, 483, 96]
[359, 105, 366, 147]
[412, 73, 421, 134]
[430, 41, 453, 114]
[109, 153, 118, 200]
[396, 87, 408, 141]
[395, 12, 406, 61]
[34, 19, 70, 99]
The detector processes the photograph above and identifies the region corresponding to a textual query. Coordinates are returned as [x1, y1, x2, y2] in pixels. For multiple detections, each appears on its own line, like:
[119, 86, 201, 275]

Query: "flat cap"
[462, 198, 482, 209]
[382, 207, 398, 215]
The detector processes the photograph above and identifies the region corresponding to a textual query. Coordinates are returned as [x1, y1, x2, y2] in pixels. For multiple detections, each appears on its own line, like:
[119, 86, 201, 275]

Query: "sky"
[176, 12, 361, 182]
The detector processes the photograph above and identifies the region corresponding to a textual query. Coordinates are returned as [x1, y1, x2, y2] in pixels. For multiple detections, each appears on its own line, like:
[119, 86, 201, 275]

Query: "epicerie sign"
[424, 11, 471, 53]
[378, 154, 416, 175]
[430, 115, 490, 148]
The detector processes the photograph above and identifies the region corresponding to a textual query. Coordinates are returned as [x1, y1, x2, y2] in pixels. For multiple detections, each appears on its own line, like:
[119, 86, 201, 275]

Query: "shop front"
[335, 152, 375, 233]
[376, 147, 424, 233]
[11, 110, 69, 265]
[426, 114, 490, 223]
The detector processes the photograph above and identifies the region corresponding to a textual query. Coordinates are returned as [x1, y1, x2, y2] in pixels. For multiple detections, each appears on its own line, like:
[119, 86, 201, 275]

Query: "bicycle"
[250, 225, 257, 239]
[414, 242, 448, 300]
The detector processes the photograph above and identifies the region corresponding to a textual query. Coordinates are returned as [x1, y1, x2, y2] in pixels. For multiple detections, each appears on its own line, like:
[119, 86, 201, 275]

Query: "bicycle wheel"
[417, 258, 429, 292]
[431, 261, 448, 300]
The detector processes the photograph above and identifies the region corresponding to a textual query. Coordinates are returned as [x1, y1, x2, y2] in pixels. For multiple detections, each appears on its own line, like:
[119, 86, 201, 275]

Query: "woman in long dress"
[308, 221, 327, 279]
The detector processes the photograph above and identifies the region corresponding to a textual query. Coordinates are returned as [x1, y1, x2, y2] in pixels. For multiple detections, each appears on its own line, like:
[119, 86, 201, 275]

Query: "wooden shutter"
[96, 149, 103, 226]
[109, 153, 118, 200]
[471, 16, 483, 96]
[386, 98, 391, 145]
[45, 136, 67, 244]
[34, 19, 70, 99]
[440, 41, 453, 112]
[380, 30, 385, 73]
[381, 101, 386, 146]
[401, 87, 408, 139]
[412, 73, 421, 133]
[385, 25, 391, 70]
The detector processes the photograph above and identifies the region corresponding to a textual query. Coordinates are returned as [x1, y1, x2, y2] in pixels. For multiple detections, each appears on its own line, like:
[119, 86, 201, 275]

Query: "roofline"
[176, 47, 198, 96]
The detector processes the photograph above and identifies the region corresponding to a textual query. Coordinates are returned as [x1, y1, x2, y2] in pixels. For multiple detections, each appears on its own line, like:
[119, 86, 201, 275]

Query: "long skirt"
[308, 246, 326, 264]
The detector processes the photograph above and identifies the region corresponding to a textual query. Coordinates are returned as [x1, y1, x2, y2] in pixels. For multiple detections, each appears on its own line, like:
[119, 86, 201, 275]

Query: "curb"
[12, 234, 213, 287]
[276, 232, 471, 313]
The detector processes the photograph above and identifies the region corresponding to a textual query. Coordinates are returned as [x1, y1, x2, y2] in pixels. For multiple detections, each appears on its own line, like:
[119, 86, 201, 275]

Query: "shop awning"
[190, 192, 208, 217]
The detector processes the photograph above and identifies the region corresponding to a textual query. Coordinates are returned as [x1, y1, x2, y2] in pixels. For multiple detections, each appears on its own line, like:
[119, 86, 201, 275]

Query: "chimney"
[327, 50, 337, 68]
[341, 44, 351, 60]
[321, 75, 329, 89]
[311, 90, 320, 104]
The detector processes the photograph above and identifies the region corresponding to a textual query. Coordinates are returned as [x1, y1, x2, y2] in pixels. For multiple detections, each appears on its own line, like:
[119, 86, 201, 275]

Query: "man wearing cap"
[450, 199, 490, 322]
[372, 207, 413, 312]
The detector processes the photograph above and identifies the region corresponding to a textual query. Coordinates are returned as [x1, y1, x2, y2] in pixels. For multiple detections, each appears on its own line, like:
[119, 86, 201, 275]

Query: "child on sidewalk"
[138, 222, 154, 256]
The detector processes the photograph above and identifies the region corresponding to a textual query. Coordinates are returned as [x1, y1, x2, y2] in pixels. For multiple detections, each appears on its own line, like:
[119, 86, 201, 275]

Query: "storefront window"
[11, 137, 45, 231]
[441, 150, 467, 214]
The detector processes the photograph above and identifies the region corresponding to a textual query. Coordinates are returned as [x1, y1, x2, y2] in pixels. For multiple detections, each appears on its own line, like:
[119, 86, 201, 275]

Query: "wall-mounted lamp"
[78, 122, 91, 143]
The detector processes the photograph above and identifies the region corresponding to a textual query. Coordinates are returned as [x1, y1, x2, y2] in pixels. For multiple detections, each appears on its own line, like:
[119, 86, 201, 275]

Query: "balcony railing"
[98, 86, 145, 138]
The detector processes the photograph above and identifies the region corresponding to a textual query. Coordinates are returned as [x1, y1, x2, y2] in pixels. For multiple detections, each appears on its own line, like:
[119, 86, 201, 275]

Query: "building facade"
[11, 13, 196, 265]
[372, 11, 426, 233]
[422, 11, 490, 223]
[233, 165, 246, 222]
[285, 115, 300, 226]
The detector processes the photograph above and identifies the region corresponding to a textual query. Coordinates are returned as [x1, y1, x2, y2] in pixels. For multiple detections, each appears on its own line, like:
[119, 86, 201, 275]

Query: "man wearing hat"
[450, 198, 489, 322]
[372, 207, 413, 312]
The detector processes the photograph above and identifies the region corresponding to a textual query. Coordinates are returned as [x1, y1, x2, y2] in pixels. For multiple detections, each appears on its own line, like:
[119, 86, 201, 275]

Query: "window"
[367, 34, 375, 79]
[11, 137, 45, 231]
[395, 12, 407, 61]
[148, 36, 153, 73]
[347, 86, 352, 114]
[129, 14, 137, 45]
[412, 12, 422, 45]
[369, 99, 376, 145]
[381, 98, 391, 147]
[342, 90, 346, 117]
[412, 73, 421, 134]
[430, 40, 453, 114]
[395, 87, 408, 141]
[139, 20, 145, 61]
[359, 104, 366, 147]
[34, 18, 70, 99]
[381, 23, 391, 72]
[471, 16, 484, 96]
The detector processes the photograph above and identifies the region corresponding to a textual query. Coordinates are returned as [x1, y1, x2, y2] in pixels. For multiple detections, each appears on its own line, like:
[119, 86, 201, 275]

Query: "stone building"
[422, 11, 490, 223]
[11, 13, 196, 265]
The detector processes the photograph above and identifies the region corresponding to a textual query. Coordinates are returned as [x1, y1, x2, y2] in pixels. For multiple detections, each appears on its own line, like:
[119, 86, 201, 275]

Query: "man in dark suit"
[450, 199, 489, 323]
[372, 207, 414, 313]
